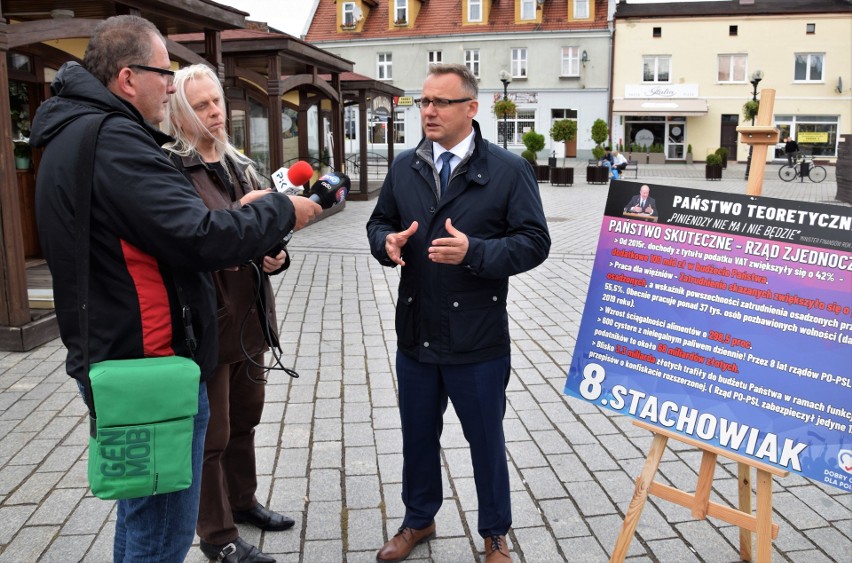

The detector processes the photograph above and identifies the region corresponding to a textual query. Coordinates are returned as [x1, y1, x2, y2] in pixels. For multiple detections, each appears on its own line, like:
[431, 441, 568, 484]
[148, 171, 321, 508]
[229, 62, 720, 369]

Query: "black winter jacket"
[31, 62, 296, 383]
[366, 121, 550, 364]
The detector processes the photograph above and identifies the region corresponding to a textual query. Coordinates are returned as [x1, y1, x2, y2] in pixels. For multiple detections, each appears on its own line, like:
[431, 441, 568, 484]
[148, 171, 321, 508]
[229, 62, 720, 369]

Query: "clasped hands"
[386, 218, 468, 267]
[631, 205, 653, 214]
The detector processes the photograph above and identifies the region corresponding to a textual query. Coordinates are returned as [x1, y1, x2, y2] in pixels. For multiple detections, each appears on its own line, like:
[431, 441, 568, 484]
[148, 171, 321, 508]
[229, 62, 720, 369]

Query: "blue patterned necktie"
[439, 152, 453, 195]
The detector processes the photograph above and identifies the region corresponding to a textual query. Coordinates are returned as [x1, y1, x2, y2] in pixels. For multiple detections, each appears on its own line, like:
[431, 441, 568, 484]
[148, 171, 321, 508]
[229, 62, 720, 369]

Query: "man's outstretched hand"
[386, 221, 419, 266]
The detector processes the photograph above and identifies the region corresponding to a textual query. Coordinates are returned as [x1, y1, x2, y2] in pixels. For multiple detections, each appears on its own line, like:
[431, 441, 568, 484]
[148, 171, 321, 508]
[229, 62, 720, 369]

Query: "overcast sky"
[223, 0, 314, 37]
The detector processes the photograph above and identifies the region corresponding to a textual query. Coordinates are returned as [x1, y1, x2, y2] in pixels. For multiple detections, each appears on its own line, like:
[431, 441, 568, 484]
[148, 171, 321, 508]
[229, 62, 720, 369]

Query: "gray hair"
[83, 15, 163, 86]
[163, 64, 262, 186]
[427, 63, 479, 98]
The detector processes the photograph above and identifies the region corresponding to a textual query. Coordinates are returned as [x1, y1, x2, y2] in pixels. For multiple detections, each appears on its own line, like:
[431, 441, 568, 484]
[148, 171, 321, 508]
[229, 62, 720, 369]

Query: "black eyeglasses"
[128, 64, 175, 83]
[414, 97, 472, 109]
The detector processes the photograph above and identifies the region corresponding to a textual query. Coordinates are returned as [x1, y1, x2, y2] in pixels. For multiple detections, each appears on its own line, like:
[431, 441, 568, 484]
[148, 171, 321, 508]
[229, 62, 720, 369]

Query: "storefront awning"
[613, 99, 709, 116]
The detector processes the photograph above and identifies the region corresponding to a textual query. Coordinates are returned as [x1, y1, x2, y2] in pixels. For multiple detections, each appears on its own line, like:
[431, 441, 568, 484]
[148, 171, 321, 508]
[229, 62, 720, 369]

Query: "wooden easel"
[737, 88, 780, 197]
[611, 421, 788, 563]
[612, 90, 787, 562]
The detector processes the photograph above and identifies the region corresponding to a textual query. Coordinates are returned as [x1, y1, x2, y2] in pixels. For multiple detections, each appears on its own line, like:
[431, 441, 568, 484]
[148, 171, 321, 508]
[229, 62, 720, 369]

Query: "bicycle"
[778, 155, 826, 183]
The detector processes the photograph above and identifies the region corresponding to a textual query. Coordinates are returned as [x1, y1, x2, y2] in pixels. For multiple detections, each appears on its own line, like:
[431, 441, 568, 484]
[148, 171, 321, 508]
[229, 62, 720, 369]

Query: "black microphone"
[308, 172, 351, 209]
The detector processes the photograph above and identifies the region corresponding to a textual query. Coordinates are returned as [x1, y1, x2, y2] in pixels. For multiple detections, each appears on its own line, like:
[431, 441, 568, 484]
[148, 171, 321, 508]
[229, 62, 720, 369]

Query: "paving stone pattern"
[0, 162, 849, 562]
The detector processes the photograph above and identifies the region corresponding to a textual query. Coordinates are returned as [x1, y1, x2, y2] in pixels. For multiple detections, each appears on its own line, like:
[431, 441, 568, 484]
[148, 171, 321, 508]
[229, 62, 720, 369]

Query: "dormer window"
[395, 0, 408, 25]
[521, 0, 536, 20]
[343, 2, 356, 28]
[468, 0, 482, 23]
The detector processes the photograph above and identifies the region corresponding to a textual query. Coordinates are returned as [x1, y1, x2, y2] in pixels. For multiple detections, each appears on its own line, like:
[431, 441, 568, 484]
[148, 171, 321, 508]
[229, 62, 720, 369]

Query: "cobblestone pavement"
[0, 162, 849, 562]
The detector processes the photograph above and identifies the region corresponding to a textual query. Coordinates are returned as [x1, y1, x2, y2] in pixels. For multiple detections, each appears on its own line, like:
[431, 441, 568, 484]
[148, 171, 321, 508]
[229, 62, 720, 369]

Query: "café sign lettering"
[625, 84, 699, 98]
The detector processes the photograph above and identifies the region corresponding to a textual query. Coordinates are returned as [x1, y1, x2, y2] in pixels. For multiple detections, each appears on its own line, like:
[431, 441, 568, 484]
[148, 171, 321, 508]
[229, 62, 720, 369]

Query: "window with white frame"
[718, 54, 747, 82]
[343, 2, 356, 27]
[428, 51, 443, 67]
[377, 53, 392, 80]
[394, 0, 407, 23]
[574, 0, 590, 19]
[393, 109, 405, 144]
[561, 47, 580, 76]
[468, 0, 482, 22]
[497, 109, 536, 146]
[794, 53, 823, 81]
[512, 48, 528, 78]
[643, 55, 670, 82]
[465, 49, 480, 78]
[521, 0, 536, 20]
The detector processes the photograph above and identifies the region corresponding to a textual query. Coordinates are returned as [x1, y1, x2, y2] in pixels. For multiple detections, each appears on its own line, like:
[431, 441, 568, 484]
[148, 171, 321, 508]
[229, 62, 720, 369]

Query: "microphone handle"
[309, 194, 322, 204]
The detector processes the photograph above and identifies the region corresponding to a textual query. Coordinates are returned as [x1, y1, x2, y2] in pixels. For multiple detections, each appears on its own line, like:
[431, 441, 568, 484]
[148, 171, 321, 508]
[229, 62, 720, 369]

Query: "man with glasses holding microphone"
[367, 64, 550, 563]
[31, 15, 319, 562]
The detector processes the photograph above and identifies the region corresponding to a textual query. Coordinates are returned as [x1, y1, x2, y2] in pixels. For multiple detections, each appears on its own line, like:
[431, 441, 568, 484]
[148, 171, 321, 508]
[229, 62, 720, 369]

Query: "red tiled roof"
[306, 0, 607, 43]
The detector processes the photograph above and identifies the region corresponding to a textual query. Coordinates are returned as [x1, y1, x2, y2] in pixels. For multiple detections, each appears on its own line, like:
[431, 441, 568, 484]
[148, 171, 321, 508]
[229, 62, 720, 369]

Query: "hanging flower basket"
[742, 100, 760, 122]
[493, 99, 517, 119]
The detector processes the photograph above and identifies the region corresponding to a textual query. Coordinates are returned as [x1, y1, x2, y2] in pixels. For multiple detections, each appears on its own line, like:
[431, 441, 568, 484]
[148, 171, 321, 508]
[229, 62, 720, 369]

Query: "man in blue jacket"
[367, 63, 550, 563]
[31, 15, 320, 562]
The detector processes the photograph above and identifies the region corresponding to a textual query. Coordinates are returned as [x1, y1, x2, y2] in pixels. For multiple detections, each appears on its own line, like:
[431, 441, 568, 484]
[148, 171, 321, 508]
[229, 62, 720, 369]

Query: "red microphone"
[271, 161, 314, 194]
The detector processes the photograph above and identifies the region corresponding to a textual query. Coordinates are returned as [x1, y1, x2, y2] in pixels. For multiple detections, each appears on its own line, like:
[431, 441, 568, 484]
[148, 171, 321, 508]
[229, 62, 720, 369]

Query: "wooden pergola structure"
[0, 1, 243, 350]
[172, 27, 355, 179]
[334, 71, 405, 200]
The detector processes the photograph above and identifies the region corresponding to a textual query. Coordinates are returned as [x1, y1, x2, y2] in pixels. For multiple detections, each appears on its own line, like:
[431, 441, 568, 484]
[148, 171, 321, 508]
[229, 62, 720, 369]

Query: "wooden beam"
[0, 22, 31, 327]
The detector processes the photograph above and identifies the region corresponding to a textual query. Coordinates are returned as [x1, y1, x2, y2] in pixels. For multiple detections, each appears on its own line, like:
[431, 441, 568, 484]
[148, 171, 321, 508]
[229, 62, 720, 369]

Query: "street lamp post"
[499, 70, 512, 150]
[744, 70, 764, 180]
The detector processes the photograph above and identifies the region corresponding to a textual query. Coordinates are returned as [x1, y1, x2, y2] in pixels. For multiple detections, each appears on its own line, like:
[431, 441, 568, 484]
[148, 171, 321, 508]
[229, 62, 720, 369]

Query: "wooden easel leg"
[691, 451, 717, 519]
[738, 463, 753, 561]
[756, 469, 773, 562]
[610, 433, 668, 563]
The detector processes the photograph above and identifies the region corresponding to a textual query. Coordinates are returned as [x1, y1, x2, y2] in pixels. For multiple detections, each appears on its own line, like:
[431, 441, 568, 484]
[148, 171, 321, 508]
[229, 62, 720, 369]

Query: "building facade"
[612, 0, 852, 163]
[305, 0, 614, 161]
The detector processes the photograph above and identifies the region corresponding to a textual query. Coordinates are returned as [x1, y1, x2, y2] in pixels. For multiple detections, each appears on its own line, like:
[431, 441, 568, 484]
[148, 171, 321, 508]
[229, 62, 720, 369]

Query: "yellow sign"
[797, 132, 828, 143]
[396, 96, 414, 106]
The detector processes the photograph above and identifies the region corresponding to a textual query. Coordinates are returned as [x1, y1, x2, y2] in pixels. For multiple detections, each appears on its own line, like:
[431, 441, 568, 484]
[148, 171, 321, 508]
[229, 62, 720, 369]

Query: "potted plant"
[549, 119, 577, 185]
[549, 119, 577, 163]
[685, 144, 693, 164]
[638, 143, 650, 164]
[493, 98, 517, 119]
[705, 153, 723, 180]
[648, 143, 666, 165]
[521, 129, 549, 182]
[13, 140, 31, 170]
[715, 147, 729, 169]
[587, 119, 610, 184]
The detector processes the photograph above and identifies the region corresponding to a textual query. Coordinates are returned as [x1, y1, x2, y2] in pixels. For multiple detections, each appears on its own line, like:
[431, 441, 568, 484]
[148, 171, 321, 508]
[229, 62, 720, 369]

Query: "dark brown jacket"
[169, 152, 284, 364]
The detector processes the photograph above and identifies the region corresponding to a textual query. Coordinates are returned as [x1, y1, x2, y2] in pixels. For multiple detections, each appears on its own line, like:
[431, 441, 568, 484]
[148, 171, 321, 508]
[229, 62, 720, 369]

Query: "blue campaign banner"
[564, 180, 852, 490]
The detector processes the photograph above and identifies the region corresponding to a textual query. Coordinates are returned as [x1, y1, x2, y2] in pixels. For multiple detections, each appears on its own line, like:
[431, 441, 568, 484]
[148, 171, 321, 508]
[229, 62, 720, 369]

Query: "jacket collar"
[414, 120, 490, 188]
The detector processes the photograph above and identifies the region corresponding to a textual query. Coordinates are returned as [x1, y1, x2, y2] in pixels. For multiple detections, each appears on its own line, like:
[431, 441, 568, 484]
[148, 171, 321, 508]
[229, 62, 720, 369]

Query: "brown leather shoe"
[485, 535, 511, 562]
[376, 521, 436, 562]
